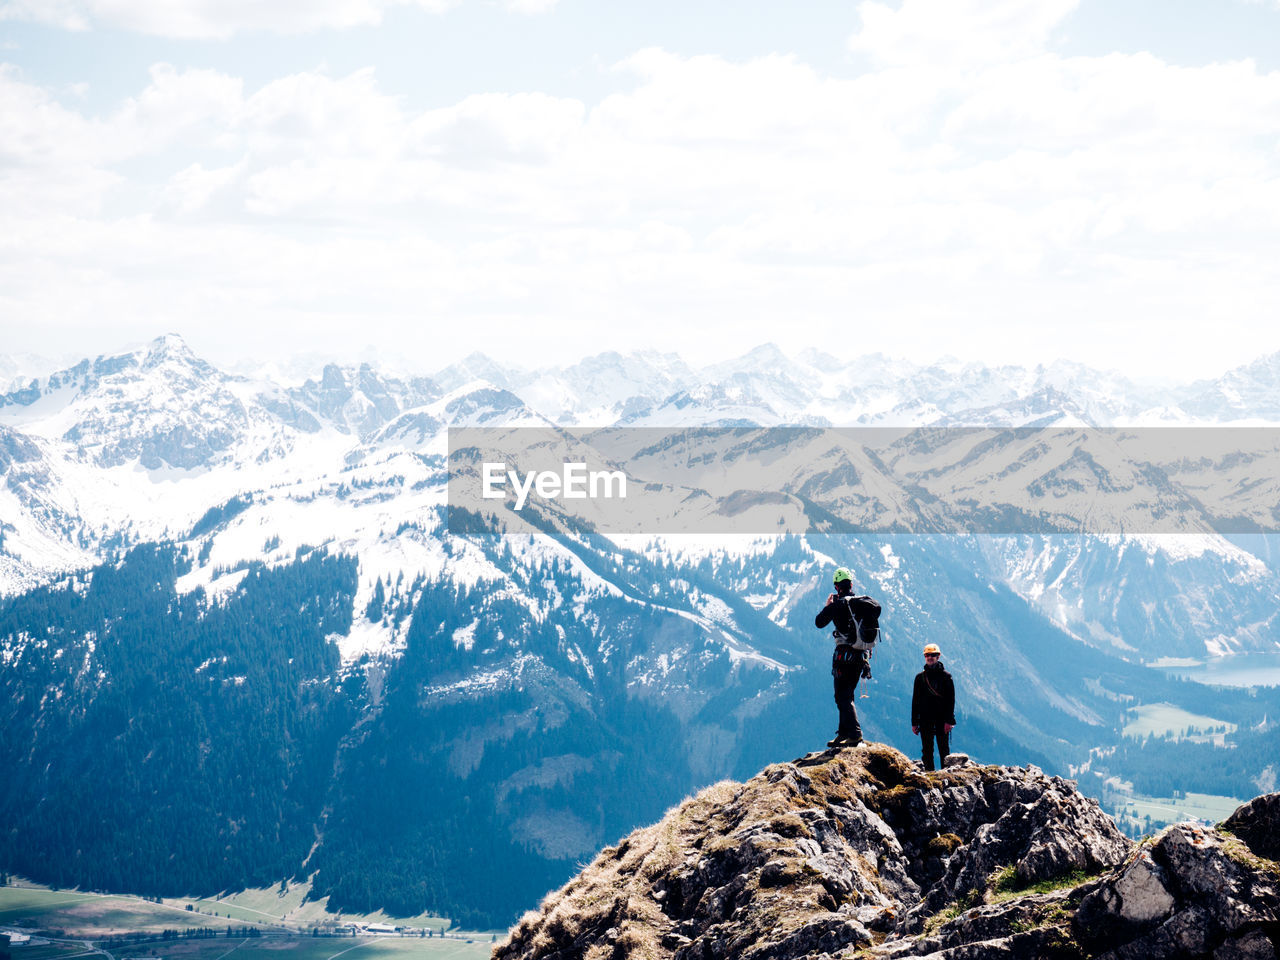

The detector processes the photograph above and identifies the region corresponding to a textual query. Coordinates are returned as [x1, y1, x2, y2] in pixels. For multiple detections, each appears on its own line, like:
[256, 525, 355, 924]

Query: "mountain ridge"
[496, 744, 1280, 960]
[6, 334, 1280, 603]
[10, 336, 1280, 435]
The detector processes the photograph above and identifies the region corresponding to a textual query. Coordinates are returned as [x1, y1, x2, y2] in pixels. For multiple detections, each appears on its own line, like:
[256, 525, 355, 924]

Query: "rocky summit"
[493, 743, 1280, 960]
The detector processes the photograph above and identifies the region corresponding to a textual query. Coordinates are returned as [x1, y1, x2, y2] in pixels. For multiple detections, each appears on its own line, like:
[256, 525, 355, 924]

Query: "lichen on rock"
[493, 744, 1280, 960]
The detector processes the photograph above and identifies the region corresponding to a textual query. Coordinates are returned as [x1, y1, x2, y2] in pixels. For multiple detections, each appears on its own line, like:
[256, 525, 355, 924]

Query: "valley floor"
[1101, 788, 1245, 837]
[0, 884, 498, 960]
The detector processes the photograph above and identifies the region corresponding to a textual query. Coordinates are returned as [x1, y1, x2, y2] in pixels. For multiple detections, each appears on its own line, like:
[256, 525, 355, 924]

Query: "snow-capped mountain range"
[4, 332, 1280, 666]
[2, 334, 1278, 591]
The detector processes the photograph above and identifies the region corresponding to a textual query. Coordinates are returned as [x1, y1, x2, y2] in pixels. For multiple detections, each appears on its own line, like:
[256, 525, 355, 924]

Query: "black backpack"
[837, 595, 881, 650]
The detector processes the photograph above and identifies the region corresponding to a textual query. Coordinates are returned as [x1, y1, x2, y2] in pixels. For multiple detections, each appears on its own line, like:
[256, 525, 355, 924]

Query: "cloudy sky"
[2, 0, 1280, 378]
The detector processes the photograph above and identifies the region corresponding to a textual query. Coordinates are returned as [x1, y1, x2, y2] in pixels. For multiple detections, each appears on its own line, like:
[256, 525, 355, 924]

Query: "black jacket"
[911, 662, 956, 726]
[815, 590, 880, 645]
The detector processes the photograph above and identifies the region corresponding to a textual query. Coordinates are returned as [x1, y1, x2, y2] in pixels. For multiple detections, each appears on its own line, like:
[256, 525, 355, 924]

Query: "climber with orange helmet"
[911, 643, 956, 771]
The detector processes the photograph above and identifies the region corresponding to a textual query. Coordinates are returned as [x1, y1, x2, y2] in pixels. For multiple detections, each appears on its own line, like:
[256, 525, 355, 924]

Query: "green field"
[1109, 790, 1245, 835]
[179, 879, 450, 932]
[0, 887, 212, 936]
[1121, 702, 1235, 741]
[0, 890, 101, 919]
[3, 942, 99, 960]
[101, 935, 493, 960]
[0, 885, 498, 960]
[2, 936, 492, 960]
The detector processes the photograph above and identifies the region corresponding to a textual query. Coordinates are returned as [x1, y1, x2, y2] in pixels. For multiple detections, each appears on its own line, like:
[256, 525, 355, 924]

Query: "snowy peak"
[0, 334, 262, 469]
[517, 350, 699, 424]
[141, 332, 200, 368]
[0, 334, 205, 409]
[618, 382, 792, 427]
[560, 350, 695, 391]
[429, 381, 548, 428]
[1181, 349, 1280, 422]
[432, 352, 514, 395]
[934, 385, 1096, 427]
[289, 363, 440, 439]
[704, 341, 793, 378]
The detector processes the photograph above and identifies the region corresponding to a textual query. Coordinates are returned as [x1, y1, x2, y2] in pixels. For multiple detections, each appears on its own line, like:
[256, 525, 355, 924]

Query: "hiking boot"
[827, 733, 863, 748]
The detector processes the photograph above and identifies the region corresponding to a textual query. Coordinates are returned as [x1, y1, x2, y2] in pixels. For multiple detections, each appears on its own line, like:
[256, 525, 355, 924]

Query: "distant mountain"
[515, 350, 699, 424]
[285, 362, 439, 438]
[0, 334, 259, 469]
[4, 335, 1280, 929]
[1181, 351, 1280, 422]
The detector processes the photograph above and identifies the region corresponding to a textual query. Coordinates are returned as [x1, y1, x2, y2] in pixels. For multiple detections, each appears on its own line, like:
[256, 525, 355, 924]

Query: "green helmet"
[832, 567, 852, 585]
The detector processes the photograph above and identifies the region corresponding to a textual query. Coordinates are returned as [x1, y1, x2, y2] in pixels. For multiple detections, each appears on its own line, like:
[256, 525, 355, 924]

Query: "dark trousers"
[832, 647, 865, 740]
[919, 721, 950, 771]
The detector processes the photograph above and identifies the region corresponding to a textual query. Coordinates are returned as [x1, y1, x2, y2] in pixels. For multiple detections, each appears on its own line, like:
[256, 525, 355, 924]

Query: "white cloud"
[505, 0, 558, 12]
[241, 68, 406, 156]
[0, 67, 120, 218]
[849, 0, 1079, 67]
[414, 92, 586, 166]
[4, 8, 1280, 375]
[160, 159, 246, 215]
[116, 64, 244, 152]
[0, 65, 95, 163]
[0, 0, 497, 38]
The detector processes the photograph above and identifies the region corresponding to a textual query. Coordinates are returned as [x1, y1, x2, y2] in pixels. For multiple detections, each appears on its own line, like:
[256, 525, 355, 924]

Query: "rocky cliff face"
[494, 744, 1280, 960]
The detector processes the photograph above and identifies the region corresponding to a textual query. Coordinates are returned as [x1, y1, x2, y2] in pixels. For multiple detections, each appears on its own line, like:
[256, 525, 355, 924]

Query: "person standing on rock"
[911, 643, 956, 771]
[814, 567, 881, 748]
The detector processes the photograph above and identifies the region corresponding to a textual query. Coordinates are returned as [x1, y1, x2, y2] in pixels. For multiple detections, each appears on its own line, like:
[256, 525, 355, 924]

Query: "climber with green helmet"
[814, 566, 881, 748]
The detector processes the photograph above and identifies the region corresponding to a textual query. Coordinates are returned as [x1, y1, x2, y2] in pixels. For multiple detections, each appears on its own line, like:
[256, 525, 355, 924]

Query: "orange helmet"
[922, 643, 941, 656]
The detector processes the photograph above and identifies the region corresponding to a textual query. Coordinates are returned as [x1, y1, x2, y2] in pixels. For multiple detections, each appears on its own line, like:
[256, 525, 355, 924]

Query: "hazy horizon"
[0, 329, 1263, 390]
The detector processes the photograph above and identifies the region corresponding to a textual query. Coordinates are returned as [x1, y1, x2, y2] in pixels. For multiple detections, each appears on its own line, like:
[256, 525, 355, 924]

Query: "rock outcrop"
[493, 743, 1280, 960]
